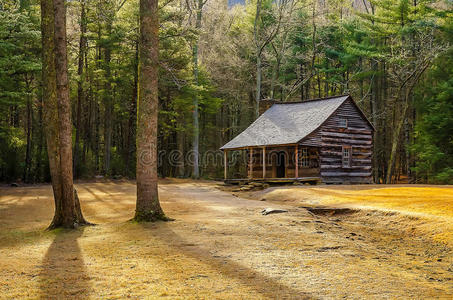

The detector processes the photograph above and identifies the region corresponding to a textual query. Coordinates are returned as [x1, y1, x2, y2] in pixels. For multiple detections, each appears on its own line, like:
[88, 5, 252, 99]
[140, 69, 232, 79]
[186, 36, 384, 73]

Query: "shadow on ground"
[137, 221, 312, 299]
[39, 228, 92, 299]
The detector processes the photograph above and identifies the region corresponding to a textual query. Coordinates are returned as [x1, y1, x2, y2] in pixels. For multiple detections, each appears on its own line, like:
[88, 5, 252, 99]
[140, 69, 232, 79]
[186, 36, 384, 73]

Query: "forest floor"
[0, 180, 452, 299]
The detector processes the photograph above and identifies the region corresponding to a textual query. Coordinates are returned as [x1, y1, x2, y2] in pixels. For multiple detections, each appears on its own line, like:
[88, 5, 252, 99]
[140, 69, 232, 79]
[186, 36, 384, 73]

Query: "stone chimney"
[259, 99, 279, 115]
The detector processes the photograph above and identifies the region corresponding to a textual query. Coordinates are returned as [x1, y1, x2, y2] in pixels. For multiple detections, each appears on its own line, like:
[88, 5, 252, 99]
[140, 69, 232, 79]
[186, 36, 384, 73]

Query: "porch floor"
[224, 177, 321, 185]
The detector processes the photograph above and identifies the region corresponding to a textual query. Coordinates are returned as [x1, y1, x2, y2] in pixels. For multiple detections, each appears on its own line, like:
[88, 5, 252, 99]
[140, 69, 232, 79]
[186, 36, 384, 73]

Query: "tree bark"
[386, 98, 408, 184]
[34, 96, 44, 182]
[177, 122, 185, 177]
[191, 0, 203, 179]
[24, 89, 33, 183]
[41, 0, 89, 228]
[135, 0, 168, 222]
[73, 0, 86, 178]
[254, 0, 262, 118]
[103, 23, 113, 176]
[54, 0, 78, 226]
[255, 54, 262, 116]
[41, 0, 63, 227]
[125, 40, 138, 177]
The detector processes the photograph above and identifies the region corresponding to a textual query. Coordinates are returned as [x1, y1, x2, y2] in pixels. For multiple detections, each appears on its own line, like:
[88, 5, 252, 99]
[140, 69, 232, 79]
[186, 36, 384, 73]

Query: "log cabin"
[220, 95, 374, 184]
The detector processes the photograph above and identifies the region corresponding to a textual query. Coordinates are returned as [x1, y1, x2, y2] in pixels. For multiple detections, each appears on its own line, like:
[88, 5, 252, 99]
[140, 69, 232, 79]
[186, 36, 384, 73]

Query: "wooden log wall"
[316, 98, 373, 183]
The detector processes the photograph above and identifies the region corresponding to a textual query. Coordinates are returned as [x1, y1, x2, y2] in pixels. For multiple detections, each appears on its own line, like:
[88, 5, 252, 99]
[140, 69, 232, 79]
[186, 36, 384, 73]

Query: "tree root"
[133, 210, 174, 222]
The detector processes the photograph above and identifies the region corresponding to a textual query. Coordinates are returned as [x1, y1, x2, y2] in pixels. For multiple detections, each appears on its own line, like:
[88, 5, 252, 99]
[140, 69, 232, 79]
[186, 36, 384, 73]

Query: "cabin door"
[276, 151, 285, 178]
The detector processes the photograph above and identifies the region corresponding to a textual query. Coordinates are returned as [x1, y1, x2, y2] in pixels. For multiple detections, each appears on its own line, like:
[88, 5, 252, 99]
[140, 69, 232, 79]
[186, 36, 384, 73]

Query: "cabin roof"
[220, 95, 370, 150]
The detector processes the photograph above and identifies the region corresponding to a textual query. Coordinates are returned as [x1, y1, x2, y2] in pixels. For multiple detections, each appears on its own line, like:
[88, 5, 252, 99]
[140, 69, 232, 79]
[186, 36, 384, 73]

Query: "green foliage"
[0, 126, 26, 180]
[0, 0, 451, 183]
[411, 22, 453, 183]
[0, 1, 41, 182]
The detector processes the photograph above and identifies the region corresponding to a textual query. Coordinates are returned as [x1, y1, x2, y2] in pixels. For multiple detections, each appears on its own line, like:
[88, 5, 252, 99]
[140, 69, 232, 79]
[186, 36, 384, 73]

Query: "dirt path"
[0, 180, 452, 299]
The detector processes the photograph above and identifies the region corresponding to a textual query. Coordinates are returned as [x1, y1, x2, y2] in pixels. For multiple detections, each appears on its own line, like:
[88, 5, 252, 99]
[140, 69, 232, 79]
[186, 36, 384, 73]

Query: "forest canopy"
[0, 0, 452, 184]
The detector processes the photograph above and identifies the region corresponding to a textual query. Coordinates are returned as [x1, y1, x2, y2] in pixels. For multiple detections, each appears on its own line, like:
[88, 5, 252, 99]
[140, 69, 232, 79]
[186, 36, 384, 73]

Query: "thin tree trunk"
[24, 90, 33, 183]
[255, 54, 262, 115]
[254, 0, 262, 118]
[135, 0, 168, 221]
[192, 0, 203, 178]
[94, 23, 102, 173]
[74, 0, 86, 178]
[370, 60, 379, 183]
[34, 96, 44, 182]
[125, 40, 138, 177]
[177, 122, 185, 177]
[103, 25, 113, 176]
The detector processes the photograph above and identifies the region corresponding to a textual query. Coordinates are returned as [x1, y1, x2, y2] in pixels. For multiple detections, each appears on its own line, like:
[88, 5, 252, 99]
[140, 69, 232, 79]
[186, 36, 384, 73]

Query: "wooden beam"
[262, 147, 266, 178]
[224, 150, 227, 180]
[248, 148, 253, 179]
[295, 145, 298, 179]
[221, 143, 298, 151]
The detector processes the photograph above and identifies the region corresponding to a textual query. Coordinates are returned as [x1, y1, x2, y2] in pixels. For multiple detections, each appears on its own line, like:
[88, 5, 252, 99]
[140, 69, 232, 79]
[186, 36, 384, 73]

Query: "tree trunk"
[41, 0, 89, 228]
[370, 60, 379, 183]
[54, 0, 77, 226]
[135, 0, 167, 222]
[73, 0, 86, 178]
[41, 0, 63, 227]
[254, 0, 262, 118]
[255, 54, 262, 116]
[24, 91, 33, 183]
[125, 40, 138, 177]
[191, 0, 202, 179]
[177, 122, 185, 177]
[386, 93, 409, 184]
[103, 24, 113, 176]
[34, 96, 44, 182]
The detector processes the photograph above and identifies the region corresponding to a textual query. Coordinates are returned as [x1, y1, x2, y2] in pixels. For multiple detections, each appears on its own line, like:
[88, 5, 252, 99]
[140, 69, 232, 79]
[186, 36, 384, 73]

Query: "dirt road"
[0, 180, 452, 299]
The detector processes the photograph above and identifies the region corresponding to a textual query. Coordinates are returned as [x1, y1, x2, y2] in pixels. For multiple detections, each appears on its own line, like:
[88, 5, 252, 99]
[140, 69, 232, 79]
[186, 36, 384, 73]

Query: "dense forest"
[0, 0, 452, 184]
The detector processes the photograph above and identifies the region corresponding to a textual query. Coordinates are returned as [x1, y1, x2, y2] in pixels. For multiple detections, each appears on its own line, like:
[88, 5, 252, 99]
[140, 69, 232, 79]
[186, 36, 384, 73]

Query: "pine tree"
[134, 0, 168, 221]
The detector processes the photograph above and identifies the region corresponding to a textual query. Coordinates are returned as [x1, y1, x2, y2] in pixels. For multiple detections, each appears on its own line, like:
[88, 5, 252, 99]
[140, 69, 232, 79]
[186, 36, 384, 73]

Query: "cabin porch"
[223, 145, 321, 184]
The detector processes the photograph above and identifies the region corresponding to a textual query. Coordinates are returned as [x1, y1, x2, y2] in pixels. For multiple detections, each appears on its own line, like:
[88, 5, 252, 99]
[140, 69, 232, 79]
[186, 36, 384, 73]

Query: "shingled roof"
[220, 95, 353, 150]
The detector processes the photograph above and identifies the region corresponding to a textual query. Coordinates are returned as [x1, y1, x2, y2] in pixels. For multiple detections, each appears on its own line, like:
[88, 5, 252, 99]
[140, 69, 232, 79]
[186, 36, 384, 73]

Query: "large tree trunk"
[41, 0, 89, 229]
[134, 0, 167, 222]
[54, 0, 78, 226]
[41, 0, 63, 227]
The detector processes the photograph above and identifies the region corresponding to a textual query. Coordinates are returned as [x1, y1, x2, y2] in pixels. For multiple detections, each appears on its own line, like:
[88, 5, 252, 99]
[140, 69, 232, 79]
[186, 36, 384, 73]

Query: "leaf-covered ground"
[0, 180, 452, 299]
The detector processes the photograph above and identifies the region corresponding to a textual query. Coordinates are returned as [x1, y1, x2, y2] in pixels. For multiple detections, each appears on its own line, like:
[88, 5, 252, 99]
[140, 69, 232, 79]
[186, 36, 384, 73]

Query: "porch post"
[262, 147, 266, 178]
[224, 150, 228, 180]
[248, 148, 253, 179]
[295, 145, 299, 179]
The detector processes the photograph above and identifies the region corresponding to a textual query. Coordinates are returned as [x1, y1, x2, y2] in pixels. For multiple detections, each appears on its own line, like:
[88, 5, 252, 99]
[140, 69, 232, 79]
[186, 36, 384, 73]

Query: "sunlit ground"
[252, 185, 453, 245]
[1, 180, 452, 299]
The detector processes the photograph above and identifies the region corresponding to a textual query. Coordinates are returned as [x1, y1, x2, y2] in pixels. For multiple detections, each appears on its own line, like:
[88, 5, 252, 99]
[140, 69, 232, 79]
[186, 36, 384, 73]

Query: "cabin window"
[342, 146, 352, 168]
[301, 148, 309, 167]
[339, 118, 348, 128]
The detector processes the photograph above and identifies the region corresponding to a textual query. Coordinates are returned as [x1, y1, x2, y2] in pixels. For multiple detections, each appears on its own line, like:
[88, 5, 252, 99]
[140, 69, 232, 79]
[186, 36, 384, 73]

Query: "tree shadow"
[138, 222, 313, 299]
[38, 228, 92, 299]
